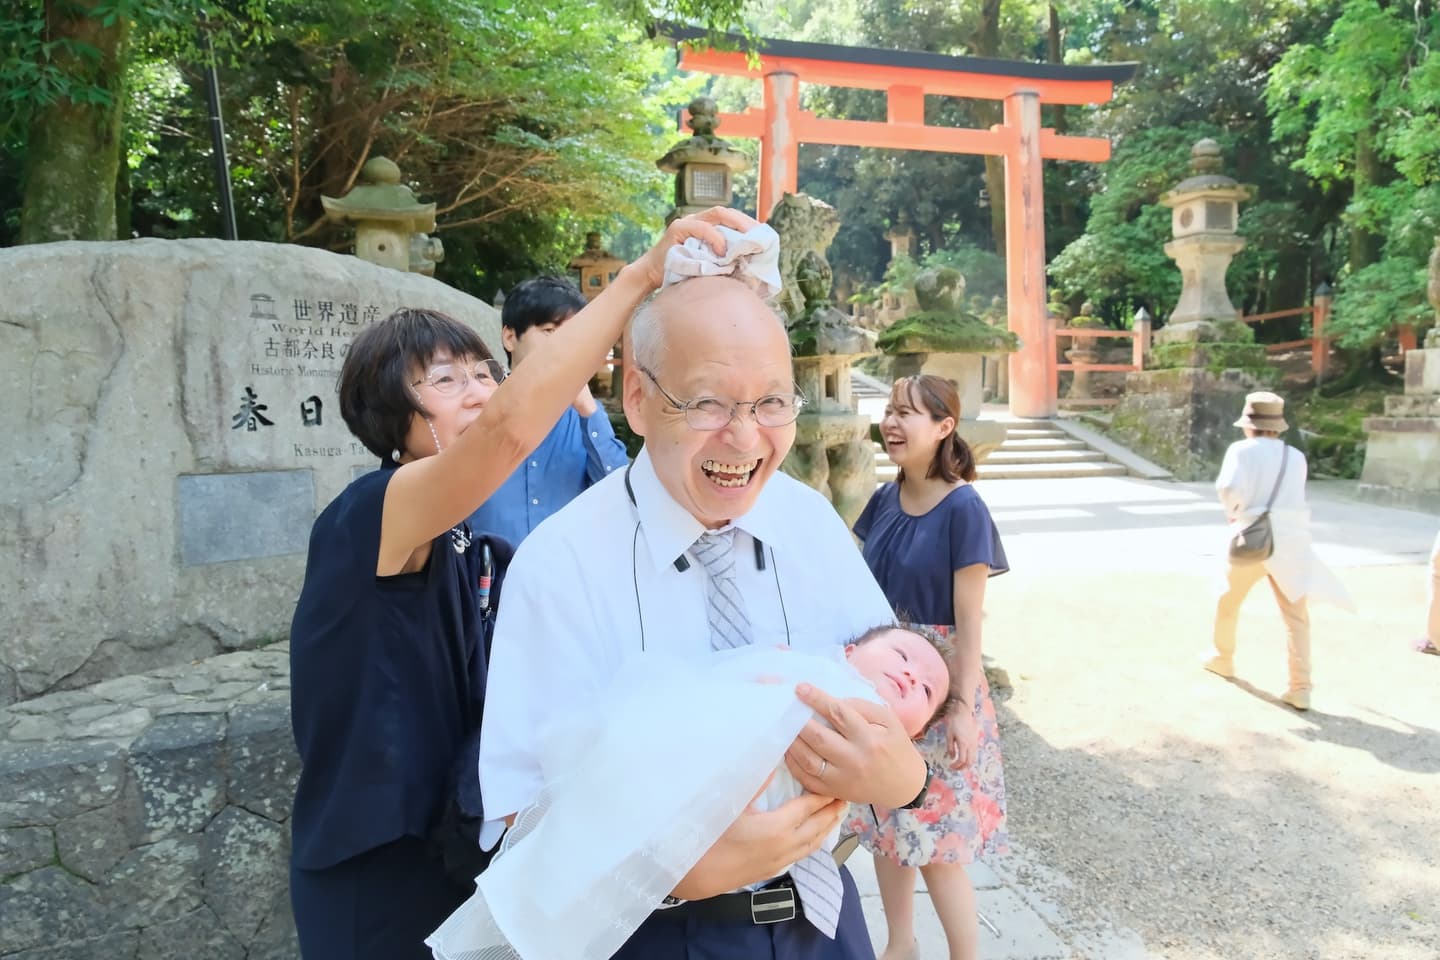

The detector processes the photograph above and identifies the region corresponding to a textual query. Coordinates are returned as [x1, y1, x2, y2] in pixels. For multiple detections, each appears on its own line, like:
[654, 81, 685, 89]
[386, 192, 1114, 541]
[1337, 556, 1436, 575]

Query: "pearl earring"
[427, 419, 442, 455]
[391, 448, 402, 463]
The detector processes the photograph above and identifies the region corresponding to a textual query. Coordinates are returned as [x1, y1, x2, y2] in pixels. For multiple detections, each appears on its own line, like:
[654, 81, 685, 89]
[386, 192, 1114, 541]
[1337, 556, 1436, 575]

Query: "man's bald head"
[622, 276, 798, 529]
[628, 276, 789, 377]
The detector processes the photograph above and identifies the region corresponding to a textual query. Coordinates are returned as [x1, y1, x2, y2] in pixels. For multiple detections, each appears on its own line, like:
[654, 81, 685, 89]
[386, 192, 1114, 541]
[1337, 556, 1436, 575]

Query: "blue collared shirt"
[468, 406, 629, 546]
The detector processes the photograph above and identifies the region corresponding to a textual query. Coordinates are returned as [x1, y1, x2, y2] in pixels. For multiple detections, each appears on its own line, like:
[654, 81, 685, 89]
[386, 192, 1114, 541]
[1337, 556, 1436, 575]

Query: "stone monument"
[1108, 139, 1275, 479]
[1358, 246, 1440, 502]
[321, 156, 444, 276]
[656, 96, 752, 224]
[876, 267, 1014, 461]
[0, 240, 501, 708]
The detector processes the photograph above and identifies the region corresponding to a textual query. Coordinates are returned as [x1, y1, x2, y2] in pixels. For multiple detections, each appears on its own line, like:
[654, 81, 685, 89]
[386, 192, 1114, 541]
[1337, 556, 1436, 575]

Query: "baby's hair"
[851, 623, 962, 736]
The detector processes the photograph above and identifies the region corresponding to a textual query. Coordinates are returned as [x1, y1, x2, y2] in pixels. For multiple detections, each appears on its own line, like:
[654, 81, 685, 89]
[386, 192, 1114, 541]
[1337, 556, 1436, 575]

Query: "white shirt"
[480, 446, 895, 824]
[1214, 437, 1351, 608]
[1215, 436, 1308, 523]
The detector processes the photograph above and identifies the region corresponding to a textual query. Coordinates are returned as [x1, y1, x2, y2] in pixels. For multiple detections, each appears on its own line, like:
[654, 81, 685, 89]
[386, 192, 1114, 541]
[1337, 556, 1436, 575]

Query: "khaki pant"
[1213, 562, 1311, 691]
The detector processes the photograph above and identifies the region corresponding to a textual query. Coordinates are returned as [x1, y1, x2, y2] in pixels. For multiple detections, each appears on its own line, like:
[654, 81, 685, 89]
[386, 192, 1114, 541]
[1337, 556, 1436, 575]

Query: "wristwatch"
[898, 762, 934, 810]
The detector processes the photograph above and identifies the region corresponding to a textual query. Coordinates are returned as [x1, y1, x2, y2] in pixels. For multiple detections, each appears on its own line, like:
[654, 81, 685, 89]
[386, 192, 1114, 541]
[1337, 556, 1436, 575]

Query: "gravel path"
[984, 558, 1439, 960]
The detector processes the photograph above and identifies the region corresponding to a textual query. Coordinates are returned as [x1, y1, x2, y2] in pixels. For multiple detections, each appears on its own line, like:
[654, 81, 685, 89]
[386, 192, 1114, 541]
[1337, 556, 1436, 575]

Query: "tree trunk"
[20, 0, 130, 243]
[965, 0, 1005, 253]
[1349, 127, 1384, 269]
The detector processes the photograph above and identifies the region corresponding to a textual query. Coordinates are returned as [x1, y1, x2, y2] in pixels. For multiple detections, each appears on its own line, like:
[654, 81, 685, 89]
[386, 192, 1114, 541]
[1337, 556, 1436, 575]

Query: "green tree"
[1047, 0, 1340, 326]
[1, 0, 751, 247]
[1268, 0, 1440, 350]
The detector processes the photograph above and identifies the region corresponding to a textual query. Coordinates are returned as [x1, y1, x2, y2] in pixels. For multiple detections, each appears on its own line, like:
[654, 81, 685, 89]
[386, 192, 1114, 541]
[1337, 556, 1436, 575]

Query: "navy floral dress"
[845, 482, 1010, 866]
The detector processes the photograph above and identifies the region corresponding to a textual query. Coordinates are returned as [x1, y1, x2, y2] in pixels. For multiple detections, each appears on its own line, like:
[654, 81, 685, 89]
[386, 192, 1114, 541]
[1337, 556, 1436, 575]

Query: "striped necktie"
[689, 529, 845, 938]
[691, 529, 751, 651]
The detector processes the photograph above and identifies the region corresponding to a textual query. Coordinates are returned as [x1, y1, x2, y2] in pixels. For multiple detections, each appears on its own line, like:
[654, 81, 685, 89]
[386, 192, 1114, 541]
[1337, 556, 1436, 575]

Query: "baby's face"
[845, 629, 949, 737]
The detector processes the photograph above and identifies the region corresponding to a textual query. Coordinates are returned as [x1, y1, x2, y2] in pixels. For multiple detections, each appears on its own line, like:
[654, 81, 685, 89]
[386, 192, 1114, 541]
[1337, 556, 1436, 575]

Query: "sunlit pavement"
[847, 466, 1436, 959]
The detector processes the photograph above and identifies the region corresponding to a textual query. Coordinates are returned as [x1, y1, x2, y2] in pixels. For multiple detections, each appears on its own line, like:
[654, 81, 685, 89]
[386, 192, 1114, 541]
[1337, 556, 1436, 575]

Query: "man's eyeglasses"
[639, 365, 807, 430]
[412, 359, 508, 397]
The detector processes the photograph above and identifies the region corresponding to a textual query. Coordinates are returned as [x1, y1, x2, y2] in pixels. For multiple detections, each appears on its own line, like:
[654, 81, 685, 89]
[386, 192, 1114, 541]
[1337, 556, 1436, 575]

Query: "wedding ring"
[818, 759, 828, 778]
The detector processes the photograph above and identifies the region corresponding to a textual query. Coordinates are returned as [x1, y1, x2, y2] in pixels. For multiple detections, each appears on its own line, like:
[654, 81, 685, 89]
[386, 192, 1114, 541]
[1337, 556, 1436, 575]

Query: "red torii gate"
[662, 27, 1136, 419]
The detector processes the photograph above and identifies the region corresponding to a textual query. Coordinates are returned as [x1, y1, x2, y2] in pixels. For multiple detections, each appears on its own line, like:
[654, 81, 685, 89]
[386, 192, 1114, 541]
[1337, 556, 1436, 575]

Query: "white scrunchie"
[661, 222, 783, 300]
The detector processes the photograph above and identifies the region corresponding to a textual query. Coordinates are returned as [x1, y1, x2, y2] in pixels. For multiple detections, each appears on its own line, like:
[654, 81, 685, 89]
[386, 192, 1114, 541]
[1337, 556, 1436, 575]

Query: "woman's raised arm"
[379, 207, 759, 568]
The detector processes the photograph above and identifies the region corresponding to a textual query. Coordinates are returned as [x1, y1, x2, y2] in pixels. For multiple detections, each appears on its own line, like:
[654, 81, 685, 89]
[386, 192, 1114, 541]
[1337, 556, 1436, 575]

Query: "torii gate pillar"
[760, 72, 800, 222]
[662, 27, 1136, 421]
[1003, 90, 1055, 418]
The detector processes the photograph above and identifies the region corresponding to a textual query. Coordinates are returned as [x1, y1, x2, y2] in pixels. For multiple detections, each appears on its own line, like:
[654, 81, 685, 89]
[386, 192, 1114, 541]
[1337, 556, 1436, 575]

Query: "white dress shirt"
[1215, 437, 1351, 608]
[480, 446, 895, 827]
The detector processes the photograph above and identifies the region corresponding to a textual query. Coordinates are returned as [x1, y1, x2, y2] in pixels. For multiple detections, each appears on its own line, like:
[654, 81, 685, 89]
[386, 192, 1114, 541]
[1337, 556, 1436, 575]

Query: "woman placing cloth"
[846, 375, 1009, 960]
[287, 207, 757, 960]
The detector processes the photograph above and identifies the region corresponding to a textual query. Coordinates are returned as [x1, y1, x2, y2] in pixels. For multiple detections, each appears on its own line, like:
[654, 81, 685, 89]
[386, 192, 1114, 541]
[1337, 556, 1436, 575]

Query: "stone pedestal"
[1109, 367, 1270, 480]
[891, 352, 984, 420]
[1064, 344, 1100, 399]
[1359, 348, 1440, 496]
[784, 355, 875, 527]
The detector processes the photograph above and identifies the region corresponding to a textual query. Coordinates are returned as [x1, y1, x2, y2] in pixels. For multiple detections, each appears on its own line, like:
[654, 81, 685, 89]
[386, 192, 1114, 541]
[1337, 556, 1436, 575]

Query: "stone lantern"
[1106, 138, 1274, 480]
[321, 157, 443, 275]
[1159, 139, 1251, 331]
[656, 97, 752, 223]
[568, 232, 626, 302]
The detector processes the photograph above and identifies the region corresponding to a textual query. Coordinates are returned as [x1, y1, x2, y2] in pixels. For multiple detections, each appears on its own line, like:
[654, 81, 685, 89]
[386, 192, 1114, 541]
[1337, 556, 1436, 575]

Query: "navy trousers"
[290, 836, 471, 960]
[610, 866, 876, 960]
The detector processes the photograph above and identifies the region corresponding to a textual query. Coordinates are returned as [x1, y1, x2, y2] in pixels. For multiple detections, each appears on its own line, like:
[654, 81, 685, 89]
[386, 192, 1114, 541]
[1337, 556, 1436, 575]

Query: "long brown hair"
[890, 374, 976, 484]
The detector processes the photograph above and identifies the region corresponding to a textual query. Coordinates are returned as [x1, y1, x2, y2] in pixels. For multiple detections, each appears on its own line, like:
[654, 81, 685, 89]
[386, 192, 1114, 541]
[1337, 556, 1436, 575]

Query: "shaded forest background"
[5, 0, 1440, 356]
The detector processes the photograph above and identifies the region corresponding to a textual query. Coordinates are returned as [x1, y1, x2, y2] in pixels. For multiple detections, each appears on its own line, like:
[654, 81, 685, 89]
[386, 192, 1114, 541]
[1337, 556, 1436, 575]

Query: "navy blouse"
[854, 482, 1009, 627]
[290, 460, 488, 871]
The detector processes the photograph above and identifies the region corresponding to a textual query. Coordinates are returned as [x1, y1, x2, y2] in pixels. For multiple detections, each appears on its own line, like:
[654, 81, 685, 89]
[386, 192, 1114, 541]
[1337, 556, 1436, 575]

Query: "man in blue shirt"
[468, 276, 629, 544]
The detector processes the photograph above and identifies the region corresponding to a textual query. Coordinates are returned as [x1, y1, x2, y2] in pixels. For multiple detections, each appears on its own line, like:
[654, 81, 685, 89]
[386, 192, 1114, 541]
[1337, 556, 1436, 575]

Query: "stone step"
[1000, 428, 1068, 440]
[984, 417, 1057, 430]
[998, 438, 1088, 452]
[983, 449, 1109, 465]
[976, 461, 1128, 480]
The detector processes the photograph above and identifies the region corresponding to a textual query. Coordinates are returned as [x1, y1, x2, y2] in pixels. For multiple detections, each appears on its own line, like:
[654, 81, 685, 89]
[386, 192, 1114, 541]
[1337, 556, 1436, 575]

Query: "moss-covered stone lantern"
[321, 157, 442, 275]
[656, 97, 752, 224]
[876, 267, 1017, 460]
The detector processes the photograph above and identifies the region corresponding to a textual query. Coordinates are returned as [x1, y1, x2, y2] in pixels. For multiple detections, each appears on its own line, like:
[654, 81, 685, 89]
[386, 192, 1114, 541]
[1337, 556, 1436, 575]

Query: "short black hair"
[501, 276, 587, 339]
[338, 307, 495, 461]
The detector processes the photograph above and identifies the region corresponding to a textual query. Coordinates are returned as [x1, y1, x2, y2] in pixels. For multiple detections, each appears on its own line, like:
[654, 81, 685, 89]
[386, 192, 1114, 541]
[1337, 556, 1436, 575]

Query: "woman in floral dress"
[846, 375, 1009, 960]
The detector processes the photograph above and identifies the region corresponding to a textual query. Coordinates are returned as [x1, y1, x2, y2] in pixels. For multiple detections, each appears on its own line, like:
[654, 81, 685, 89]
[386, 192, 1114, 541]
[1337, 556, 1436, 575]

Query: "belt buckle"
[750, 886, 797, 924]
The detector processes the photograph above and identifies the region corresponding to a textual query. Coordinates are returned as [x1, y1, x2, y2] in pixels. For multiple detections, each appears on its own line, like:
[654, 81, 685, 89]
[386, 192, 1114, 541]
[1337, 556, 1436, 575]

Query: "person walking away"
[1204, 391, 1352, 710]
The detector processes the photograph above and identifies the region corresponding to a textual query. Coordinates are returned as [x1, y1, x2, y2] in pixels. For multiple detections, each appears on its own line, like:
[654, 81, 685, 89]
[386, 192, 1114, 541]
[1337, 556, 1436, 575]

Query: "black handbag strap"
[1261, 446, 1289, 514]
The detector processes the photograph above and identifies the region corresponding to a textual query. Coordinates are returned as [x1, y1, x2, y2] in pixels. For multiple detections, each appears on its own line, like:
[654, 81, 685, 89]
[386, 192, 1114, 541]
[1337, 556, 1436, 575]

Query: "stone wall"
[0, 240, 500, 706]
[0, 647, 299, 959]
[1107, 367, 1273, 481]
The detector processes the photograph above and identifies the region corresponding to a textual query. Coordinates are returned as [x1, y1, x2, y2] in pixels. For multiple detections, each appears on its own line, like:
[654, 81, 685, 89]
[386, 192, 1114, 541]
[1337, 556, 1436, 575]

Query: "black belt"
[655, 875, 802, 925]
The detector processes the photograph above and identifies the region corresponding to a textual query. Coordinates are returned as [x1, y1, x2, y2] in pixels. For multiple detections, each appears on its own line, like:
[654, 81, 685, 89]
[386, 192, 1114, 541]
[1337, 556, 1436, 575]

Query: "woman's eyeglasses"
[412, 359, 508, 396]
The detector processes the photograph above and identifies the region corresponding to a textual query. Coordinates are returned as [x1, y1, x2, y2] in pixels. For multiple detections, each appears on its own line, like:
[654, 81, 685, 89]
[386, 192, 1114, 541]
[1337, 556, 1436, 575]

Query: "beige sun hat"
[1234, 391, 1288, 432]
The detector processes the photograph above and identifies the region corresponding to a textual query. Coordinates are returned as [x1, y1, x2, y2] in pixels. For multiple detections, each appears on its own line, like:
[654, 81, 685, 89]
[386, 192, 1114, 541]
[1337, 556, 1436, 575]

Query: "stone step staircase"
[874, 417, 1129, 482]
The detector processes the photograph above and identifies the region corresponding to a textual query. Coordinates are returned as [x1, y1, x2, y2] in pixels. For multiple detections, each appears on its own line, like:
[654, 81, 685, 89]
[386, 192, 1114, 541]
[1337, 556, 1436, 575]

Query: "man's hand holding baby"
[785, 683, 928, 808]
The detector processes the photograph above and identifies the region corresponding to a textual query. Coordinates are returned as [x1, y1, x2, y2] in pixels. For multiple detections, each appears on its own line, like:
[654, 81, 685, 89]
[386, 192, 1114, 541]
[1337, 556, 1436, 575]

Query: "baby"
[833, 623, 953, 737]
[428, 625, 952, 960]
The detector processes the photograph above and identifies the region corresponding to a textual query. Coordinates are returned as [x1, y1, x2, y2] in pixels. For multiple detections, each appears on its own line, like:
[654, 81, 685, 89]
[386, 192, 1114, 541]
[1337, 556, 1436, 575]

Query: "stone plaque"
[178, 471, 314, 566]
[0, 239, 500, 702]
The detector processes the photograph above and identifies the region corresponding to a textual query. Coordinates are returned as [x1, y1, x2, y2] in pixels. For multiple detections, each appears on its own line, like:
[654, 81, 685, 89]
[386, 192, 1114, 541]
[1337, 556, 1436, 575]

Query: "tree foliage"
[1, 0, 746, 288]
[1268, 0, 1440, 347]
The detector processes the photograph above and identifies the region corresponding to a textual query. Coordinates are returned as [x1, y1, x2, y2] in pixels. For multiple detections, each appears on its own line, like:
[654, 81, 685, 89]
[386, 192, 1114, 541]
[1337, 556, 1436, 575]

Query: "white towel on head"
[661, 222, 783, 300]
